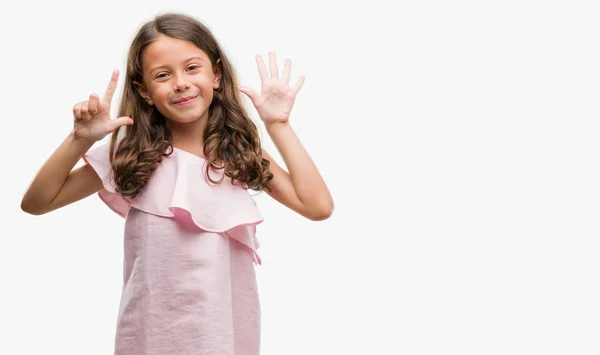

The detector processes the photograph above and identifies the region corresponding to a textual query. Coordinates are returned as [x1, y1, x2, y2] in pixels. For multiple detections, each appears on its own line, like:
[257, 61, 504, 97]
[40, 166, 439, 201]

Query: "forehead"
[142, 35, 210, 71]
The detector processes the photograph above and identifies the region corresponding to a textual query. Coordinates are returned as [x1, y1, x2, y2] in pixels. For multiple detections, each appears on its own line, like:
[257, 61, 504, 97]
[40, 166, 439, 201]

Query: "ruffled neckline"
[83, 143, 264, 265]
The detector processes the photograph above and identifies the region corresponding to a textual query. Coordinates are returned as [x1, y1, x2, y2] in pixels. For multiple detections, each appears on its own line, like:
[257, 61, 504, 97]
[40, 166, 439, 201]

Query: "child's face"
[135, 35, 221, 124]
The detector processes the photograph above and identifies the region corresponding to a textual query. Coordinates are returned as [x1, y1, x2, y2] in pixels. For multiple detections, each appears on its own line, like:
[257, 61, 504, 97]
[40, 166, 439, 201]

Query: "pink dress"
[83, 143, 263, 355]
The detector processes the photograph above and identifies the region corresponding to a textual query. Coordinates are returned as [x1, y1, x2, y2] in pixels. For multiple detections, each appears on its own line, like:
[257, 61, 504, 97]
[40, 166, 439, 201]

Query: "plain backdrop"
[2, 0, 600, 354]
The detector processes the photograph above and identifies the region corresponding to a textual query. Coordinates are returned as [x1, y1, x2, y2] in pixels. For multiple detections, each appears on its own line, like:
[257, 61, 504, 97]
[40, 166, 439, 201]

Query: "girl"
[21, 12, 333, 355]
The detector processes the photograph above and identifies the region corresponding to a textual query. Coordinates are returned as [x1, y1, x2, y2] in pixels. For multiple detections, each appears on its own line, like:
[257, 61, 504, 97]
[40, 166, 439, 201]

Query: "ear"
[213, 58, 222, 90]
[133, 81, 154, 106]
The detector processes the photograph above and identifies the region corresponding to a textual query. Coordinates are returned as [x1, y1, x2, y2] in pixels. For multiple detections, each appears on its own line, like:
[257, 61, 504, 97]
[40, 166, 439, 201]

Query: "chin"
[167, 109, 208, 123]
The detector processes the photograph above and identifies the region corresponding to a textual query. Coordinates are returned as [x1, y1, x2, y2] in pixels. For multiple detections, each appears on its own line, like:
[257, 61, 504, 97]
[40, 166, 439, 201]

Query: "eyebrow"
[149, 57, 205, 74]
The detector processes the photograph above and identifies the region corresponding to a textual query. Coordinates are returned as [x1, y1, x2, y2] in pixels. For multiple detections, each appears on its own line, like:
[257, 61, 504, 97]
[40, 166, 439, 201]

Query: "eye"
[187, 65, 200, 71]
[155, 72, 169, 79]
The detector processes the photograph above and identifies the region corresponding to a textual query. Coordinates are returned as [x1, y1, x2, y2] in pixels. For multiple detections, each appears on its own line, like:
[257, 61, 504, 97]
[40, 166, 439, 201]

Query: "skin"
[134, 35, 221, 155]
[21, 35, 334, 221]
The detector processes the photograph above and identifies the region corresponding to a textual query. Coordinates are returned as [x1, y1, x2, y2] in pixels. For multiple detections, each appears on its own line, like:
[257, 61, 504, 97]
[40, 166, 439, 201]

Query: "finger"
[255, 55, 269, 83]
[291, 75, 305, 94]
[81, 102, 91, 121]
[97, 99, 107, 114]
[103, 69, 119, 105]
[282, 58, 291, 85]
[73, 103, 82, 119]
[269, 52, 279, 79]
[239, 87, 259, 106]
[88, 93, 99, 114]
[110, 116, 134, 131]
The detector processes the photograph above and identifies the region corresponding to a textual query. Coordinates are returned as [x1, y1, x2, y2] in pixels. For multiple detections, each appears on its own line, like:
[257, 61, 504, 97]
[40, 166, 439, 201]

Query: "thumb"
[110, 116, 134, 131]
[239, 87, 259, 105]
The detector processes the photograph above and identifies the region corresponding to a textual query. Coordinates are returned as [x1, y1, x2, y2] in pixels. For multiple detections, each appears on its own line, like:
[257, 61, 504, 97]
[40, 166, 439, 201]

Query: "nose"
[173, 73, 190, 92]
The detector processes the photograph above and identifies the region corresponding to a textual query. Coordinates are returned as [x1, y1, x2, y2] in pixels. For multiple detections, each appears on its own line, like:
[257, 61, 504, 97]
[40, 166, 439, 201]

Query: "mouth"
[172, 95, 198, 105]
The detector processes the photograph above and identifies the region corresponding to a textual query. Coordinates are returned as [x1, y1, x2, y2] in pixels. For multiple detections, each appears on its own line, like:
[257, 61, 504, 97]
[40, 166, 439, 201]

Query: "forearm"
[21, 132, 95, 211]
[265, 122, 333, 212]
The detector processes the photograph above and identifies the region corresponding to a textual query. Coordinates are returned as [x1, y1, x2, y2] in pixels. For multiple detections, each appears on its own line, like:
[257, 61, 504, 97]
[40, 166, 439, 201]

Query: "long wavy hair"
[106, 12, 273, 199]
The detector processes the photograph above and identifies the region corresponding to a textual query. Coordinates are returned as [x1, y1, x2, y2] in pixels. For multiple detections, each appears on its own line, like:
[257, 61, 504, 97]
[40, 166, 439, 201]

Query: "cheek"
[197, 74, 216, 88]
[154, 86, 171, 99]
[150, 87, 172, 106]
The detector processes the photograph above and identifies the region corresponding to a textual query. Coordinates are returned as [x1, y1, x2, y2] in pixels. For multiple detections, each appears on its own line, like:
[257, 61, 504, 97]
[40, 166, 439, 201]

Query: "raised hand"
[240, 52, 304, 125]
[72, 69, 133, 142]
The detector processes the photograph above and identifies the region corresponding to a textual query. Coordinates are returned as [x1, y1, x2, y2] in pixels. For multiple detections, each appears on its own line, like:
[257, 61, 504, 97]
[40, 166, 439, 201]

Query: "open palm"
[240, 52, 304, 125]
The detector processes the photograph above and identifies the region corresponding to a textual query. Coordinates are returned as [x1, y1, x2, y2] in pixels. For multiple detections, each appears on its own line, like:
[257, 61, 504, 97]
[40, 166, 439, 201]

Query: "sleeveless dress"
[83, 143, 263, 355]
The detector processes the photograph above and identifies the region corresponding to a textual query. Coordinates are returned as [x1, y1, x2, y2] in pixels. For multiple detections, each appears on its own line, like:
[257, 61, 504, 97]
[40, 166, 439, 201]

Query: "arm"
[240, 52, 333, 220]
[21, 132, 103, 215]
[21, 69, 131, 215]
[262, 122, 334, 221]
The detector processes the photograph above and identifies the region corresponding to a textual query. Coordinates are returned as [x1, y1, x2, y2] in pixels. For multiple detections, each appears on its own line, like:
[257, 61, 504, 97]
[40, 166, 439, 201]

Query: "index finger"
[255, 55, 269, 83]
[103, 69, 119, 104]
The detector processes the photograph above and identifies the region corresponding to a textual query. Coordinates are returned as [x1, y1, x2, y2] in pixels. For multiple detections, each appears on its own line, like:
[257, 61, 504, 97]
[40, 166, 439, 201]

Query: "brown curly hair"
[107, 12, 273, 199]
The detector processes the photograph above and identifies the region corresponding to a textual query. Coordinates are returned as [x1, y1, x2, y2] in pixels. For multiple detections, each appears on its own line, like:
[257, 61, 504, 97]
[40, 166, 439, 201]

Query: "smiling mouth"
[172, 96, 198, 105]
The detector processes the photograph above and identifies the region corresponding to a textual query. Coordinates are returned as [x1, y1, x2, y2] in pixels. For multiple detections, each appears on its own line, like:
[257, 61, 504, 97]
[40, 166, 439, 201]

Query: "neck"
[166, 113, 208, 157]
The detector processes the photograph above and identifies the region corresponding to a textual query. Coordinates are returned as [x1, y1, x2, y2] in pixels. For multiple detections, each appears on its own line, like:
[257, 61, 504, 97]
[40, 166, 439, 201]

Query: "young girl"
[21, 12, 333, 355]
